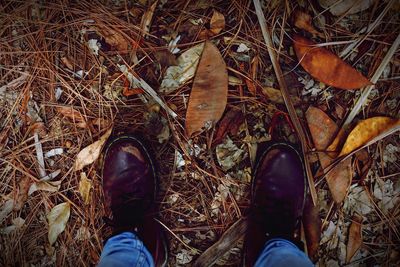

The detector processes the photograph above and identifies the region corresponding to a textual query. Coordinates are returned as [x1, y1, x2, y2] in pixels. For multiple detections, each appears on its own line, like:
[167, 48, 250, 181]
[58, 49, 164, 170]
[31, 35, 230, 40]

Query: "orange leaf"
[185, 41, 228, 137]
[97, 27, 128, 52]
[346, 214, 363, 263]
[306, 106, 338, 150]
[293, 35, 372, 90]
[293, 10, 323, 38]
[213, 109, 244, 145]
[306, 107, 352, 203]
[339, 117, 400, 157]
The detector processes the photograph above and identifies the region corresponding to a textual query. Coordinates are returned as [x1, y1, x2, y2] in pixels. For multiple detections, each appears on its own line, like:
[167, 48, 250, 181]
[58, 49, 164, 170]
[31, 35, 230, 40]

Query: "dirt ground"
[0, 0, 399, 266]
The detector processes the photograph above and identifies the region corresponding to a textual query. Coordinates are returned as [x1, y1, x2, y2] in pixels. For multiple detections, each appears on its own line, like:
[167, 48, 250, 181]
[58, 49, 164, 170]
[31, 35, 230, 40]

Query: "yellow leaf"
[339, 117, 400, 157]
[210, 10, 225, 35]
[185, 41, 228, 137]
[47, 202, 70, 245]
[79, 172, 92, 205]
[74, 128, 112, 171]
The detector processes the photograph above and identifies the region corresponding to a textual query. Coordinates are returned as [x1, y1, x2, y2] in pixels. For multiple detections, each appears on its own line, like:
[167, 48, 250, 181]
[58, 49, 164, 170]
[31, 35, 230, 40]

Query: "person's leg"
[98, 232, 154, 267]
[244, 142, 312, 266]
[99, 134, 168, 267]
[254, 238, 313, 267]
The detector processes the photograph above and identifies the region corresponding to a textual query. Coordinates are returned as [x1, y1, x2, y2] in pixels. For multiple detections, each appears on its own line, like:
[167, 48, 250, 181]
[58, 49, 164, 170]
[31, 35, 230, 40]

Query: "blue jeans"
[98, 232, 313, 267]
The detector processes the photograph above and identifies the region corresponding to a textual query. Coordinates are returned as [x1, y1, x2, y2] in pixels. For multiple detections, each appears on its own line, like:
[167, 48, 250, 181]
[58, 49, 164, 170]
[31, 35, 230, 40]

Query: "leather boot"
[243, 142, 307, 266]
[102, 134, 168, 267]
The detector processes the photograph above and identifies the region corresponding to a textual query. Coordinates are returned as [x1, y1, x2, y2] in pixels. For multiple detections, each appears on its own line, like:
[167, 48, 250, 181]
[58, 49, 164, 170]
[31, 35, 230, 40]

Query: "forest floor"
[0, 0, 399, 266]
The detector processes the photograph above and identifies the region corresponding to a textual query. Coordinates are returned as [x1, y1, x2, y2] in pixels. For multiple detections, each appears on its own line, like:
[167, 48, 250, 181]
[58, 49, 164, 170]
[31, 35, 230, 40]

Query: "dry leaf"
[28, 180, 61, 195]
[306, 107, 352, 203]
[140, 1, 158, 34]
[56, 106, 87, 128]
[185, 41, 228, 137]
[319, 0, 374, 16]
[97, 27, 128, 52]
[321, 155, 352, 203]
[293, 35, 372, 90]
[159, 43, 205, 93]
[346, 214, 363, 263]
[339, 117, 400, 157]
[74, 128, 112, 171]
[61, 56, 74, 70]
[47, 202, 70, 245]
[13, 176, 32, 211]
[293, 10, 323, 37]
[210, 10, 225, 35]
[213, 109, 244, 145]
[262, 86, 301, 105]
[79, 172, 92, 205]
[303, 195, 321, 261]
[306, 106, 338, 150]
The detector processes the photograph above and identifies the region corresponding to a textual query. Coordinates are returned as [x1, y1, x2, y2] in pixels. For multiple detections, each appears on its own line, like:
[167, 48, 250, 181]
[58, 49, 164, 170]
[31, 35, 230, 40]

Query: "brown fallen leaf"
[61, 56, 74, 70]
[74, 128, 112, 171]
[306, 106, 338, 150]
[320, 155, 352, 203]
[303, 195, 321, 261]
[210, 9, 225, 35]
[262, 86, 301, 105]
[213, 109, 244, 145]
[293, 10, 323, 38]
[13, 176, 32, 211]
[97, 27, 128, 52]
[306, 107, 352, 203]
[56, 106, 87, 128]
[339, 117, 400, 157]
[47, 202, 70, 245]
[140, 1, 158, 35]
[185, 41, 228, 137]
[79, 172, 92, 205]
[346, 214, 363, 263]
[293, 35, 372, 90]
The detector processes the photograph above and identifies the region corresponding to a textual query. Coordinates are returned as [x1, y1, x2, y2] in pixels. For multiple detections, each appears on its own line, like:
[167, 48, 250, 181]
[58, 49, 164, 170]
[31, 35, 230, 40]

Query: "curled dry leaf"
[140, 1, 158, 35]
[159, 43, 205, 93]
[56, 106, 87, 128]
[213, 109, 245, 146]
[28, 180, 61, 195]
[306, 107, 352, 203]
[339, 117, 400, 157]
[262, 86, 301, 105]
[293, 35, 372, 90]
[210, 9, 225, 35]
[319, 0, 374, 16]
[79, 172, 92, 205]
[13, 176, 32, 211]
[293, 10, 323, 37]
[346, 214, 363, 263]
[74, 128, 112, 171]
[47, 202, 70, 245]
[97, 27, 128, 52]
[185, 41, 228, 137]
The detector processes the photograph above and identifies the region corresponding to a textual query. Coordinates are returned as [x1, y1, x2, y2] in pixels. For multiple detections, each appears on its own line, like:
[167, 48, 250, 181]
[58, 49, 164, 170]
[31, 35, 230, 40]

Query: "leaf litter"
[0, 1, 399, 266]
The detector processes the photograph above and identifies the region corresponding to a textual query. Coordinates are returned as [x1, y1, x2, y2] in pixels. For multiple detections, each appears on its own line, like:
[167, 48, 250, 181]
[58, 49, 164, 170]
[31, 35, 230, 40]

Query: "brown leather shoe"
[243, 142, 307, 266]
[102, 134, 168, 267]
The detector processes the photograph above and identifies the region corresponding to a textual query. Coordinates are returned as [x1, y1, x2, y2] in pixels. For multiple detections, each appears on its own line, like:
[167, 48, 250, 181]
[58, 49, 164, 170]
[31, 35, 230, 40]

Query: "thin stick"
[253, 0, 318, 204]
[342, 32, 400, 128]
